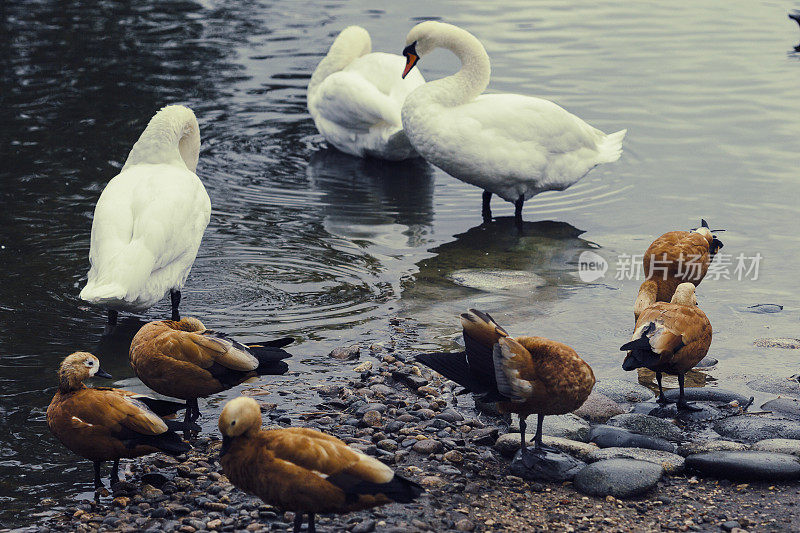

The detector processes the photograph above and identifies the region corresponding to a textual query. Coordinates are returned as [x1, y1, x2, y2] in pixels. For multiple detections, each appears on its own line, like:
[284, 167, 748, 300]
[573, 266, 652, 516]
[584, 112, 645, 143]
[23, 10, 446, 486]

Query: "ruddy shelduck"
[130, 317, 293, 430]
[416, 309, 595, 456]
[218, 397, 423, 533]
[47, 352, 190, 489]
[622, 283, 712, 411]
[634, 219, 724, 320]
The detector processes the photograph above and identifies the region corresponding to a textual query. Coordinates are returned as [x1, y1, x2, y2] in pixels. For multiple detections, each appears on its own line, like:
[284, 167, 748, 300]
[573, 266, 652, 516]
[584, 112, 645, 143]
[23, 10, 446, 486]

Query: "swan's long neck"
[308, 28, 371, 96]
[420, 26, 491, 107]
[123, 105, 200, 172]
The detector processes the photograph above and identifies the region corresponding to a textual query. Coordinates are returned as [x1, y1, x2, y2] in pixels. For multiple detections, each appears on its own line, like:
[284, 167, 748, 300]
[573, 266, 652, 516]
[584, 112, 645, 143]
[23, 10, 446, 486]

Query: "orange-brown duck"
[46, 352, 190, 489]
[622, 283, 712, 411]
[416, 309, 595, 456]
[634, 219, 724, 320]
[218, 397, 423, 533]
[129, 317, 293, 428]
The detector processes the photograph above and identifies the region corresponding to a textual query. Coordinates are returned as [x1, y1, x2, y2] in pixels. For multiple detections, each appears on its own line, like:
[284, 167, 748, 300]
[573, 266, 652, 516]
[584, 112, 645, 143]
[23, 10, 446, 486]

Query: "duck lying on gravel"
[46, 352, 191, 490]
[79, 105, 211, 326]
[634, 219, 724, 320]
[218, 397, 423, 533]
[416, 309, 595, 457]
[622, 283, 712, 411]
[129, 317, 293, 432]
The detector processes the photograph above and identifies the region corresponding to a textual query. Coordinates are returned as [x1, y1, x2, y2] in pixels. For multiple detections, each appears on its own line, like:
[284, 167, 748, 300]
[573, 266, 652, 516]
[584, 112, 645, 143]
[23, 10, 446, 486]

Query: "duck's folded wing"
[492, 337, 534, 402]
[153, 329, 259, 372]
[266, 428, 394, 483]
[312, 72, 401, 129]
[70, 389, 168, 436]
[460, 308, 508, 378]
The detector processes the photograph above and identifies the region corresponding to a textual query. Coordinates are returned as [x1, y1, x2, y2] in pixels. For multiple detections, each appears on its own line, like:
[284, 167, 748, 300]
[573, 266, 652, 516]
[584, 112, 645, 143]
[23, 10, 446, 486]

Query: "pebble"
[328, 345, 360, 360]
[743, 303, 783, 314]
[588, 424, 675, 453]
[494, 433, 597, 461]
[352, 519, 376, 533]
[420, 475, 447, 488]
[753, 338, 800, 349]
[455, 518, 475, 531]
[676, 439, 748, 457]
[361, 410, 382, 427]
[685, 451, 800, 480]
[694, 356, 718, 369]
[514, 413, 590, 442]
[746, 375, 800, 396]
[412, 439, 443, 455]
[574, 459, 663, 499]
[750, 438, 800, 457]
[761, 397, 800, 418]
[353, 361, 372, 372]
[573, 391, 625, 423]
[593, 379, 655, 404]
[587, 447, 685, 474]
[392, 370, 428, 390]
[713, 415, 800, 442]
[509, 448, 586, 482]
[662, 387, 751, 406]
[443, 450, 464, 463]
[448, 269, 545, 292]
[607, 413, 683, 441]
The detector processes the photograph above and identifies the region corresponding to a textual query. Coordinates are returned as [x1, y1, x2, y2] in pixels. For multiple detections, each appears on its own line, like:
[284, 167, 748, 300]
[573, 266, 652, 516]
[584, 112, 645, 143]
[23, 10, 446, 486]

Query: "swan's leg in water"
[171, 290, 181, 321]
[482, 191, 492, 222]
[514, 194, 524, 227]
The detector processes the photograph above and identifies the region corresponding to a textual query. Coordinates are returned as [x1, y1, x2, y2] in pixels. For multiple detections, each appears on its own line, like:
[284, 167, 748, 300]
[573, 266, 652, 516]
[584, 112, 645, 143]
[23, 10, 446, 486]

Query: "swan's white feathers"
[308, 28, 425, 161]
[80, 105, 211, 313]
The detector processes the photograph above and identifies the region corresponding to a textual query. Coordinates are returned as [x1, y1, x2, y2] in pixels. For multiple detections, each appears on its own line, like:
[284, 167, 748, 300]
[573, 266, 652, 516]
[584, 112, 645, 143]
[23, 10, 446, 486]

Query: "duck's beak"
[95, 368, 112, 379]
[402, 41, 419, 79]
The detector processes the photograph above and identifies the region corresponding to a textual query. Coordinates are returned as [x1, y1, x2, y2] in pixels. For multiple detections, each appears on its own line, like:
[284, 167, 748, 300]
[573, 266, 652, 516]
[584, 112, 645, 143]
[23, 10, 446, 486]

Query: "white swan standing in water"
[400, 21, 626, 225]
[80, 105, 211, 325]
[308, 26, 425, 160]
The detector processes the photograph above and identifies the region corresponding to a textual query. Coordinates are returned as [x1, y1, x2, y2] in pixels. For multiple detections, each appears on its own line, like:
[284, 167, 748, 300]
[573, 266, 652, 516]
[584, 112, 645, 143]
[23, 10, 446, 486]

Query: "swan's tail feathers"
[596, 129, 627, 164]
[79, 282, 128, 306]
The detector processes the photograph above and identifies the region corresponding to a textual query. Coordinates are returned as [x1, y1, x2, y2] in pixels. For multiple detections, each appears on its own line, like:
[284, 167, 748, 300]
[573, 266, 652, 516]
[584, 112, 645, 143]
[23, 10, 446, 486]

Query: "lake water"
[2, 0, 799, 526]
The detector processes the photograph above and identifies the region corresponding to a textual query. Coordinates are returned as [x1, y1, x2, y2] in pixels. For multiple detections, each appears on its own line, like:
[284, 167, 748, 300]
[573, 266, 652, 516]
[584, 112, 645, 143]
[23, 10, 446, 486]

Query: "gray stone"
[746, 375, 800, 396]
[743, 304, 783, 314]
[754, 338, 800, 349]
[607, 413, 683, 442]
[352, 519, 376, 533]
[328, 344, 360, 360]
[495, 433, 598, 461]
[663, 387, 751, 406]
[630, 401, 724, 423]
[574, 459, 663, 499]
[713, 415, 800, 442]
[412, 439, 443, 455]
[573, 391, 625, 423]
[588, 425, 675, 452]
[677, 440, 749, 457]
[751, 438, 800, 457]
[391, 371, 428, 390]
[514, 413, 590, 442]
[587, 447, 685, 474]
[685, 451, 800, 481]
[448, 269, 545, 292]
[762, 397, 800, 418]
[694, 356, 718, 369]
[593, 379, 655, 404]
[509, 448, 586, 482]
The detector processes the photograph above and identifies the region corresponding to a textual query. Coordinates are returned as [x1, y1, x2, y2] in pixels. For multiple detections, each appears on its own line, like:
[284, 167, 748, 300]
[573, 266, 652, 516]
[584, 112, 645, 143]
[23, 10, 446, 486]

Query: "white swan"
[308, 26, 425, 161]
[400, 21, 626, 225]
[79, 105, 211, 325]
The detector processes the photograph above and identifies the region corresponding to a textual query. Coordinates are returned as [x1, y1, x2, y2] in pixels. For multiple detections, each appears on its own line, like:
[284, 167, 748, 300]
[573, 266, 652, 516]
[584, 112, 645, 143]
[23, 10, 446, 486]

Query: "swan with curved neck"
[308, 26, 425, 161]
[80, 105, 211, 326]
[400, 21, 627, 226]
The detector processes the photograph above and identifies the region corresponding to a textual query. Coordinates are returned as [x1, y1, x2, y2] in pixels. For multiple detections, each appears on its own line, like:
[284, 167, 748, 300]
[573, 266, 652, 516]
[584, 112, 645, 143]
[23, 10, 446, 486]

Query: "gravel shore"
[14, 318, 800, 533]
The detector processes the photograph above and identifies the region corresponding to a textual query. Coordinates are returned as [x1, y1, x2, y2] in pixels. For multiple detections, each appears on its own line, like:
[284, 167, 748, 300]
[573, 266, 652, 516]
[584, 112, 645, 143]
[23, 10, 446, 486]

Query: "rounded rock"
[574, 459, 663, 499]
[685, 451, 800, 480]
[607, 413, 682, 441]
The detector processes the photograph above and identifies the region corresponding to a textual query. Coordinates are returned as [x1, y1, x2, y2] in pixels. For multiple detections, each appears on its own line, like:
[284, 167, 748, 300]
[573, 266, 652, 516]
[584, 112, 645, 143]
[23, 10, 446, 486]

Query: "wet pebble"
[676, 439, 748, 457]
[750, 438, 800, 457]
[514, 414, 590, 442]
[607, 413, 683, 442]
[593, 379, 655, 404]
[587, 447, 685, 474]
[412, 439, 443, 455]
[685, 451, 800, 480]
[495, 433, 597, 461]
[713, 415, 800, 442]
[361, 410, 382, 427]
[746, 375, 800, 396]
[588, 424, 676, 453]
[574, 459, 663, 499]
[761, 397, 800, 418]
[753, 338, 800, 349]
[573, 391, 625, 423]
[743, 303, 783, 314]
[663, 387, 751, 406]
[329, 345, 361, 360]
[509, 448, 586, 482]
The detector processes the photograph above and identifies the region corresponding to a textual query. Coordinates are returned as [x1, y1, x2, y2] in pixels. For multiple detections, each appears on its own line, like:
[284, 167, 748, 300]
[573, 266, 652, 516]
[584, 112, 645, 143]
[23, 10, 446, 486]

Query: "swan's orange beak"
[402, 41, 419, 79]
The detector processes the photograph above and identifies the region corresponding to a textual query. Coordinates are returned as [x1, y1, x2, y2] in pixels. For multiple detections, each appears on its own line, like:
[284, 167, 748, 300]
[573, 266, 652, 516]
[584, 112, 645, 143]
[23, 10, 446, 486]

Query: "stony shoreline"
[14, 318, 800, 533]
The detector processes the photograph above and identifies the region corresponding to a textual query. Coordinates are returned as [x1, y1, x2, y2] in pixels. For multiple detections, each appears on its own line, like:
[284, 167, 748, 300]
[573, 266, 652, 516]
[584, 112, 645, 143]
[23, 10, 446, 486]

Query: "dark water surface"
[2, 0, 799, 525]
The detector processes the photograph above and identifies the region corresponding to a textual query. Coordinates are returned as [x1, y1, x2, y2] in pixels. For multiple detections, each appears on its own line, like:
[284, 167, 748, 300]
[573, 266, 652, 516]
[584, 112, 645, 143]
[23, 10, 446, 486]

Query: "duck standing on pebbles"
[399, 21, 626, 226]
[47, 352, 191, 490]
[218, 397, 424, 533]
[622, 283, 712, 411]
[416, 309, 595, 457]
[79, 105, 211, 326]
[634, 219, 724, 320]
[129, 317, 293, 433]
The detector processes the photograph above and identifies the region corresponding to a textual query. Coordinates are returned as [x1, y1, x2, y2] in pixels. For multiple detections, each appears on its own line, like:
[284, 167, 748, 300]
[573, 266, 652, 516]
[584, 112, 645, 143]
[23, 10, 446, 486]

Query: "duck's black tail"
[136, 396, 188, 418]
[338, 473, 424, 503]
[247, 338, 294, 375]
[122, 429, 191, 455]
[620, 323, 660, 371]
[415, 351, 505, 402]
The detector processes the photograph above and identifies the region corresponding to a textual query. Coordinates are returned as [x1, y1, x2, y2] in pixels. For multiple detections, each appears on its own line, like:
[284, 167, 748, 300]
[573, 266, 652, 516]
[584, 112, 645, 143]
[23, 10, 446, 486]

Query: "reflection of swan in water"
[307, 148, 435, 245]
[404, 218, 598, 306]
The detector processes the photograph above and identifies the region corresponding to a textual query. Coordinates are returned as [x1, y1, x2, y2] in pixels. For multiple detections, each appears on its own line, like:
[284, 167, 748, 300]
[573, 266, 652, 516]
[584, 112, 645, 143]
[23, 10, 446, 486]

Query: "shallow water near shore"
[2, 0, 800, 526]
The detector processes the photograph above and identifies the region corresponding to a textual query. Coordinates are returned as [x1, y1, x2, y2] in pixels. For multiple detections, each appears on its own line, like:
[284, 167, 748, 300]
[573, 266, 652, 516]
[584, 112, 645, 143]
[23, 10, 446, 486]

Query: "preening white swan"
[308, 26, 425, 161]
[79, 105, 211, 325]
[400, 21, 626, 225]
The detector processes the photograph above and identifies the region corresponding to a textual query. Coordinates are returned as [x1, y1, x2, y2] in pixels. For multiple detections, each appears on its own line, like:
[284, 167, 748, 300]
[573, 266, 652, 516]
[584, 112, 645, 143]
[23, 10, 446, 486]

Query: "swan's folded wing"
[311, 71, 402, 129]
